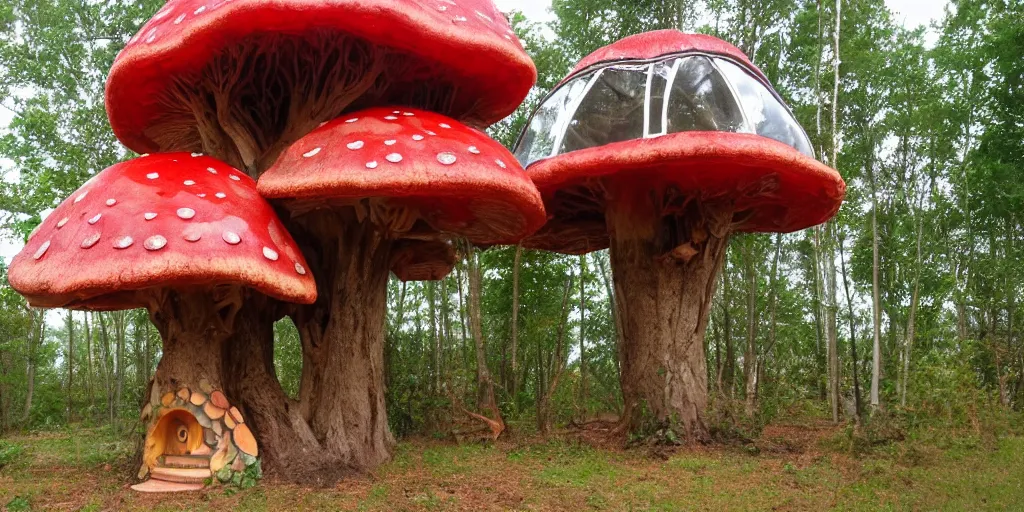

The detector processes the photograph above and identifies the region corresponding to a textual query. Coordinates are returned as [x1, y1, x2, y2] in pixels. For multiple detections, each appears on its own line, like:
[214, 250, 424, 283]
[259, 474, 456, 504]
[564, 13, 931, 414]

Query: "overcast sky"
[0, 0, 952, 266]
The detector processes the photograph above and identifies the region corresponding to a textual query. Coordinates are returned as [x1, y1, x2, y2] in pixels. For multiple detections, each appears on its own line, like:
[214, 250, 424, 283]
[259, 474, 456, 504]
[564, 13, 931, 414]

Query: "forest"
[0, 0, 1022, 510]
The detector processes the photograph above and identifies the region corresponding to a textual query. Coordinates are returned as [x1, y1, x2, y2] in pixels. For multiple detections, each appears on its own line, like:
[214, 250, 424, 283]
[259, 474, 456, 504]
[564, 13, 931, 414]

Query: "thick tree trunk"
[222, 296, 326, 480]
[608, 186, 730, 442]
[291, 210, 395, 470]
[147, 291, 234, 394]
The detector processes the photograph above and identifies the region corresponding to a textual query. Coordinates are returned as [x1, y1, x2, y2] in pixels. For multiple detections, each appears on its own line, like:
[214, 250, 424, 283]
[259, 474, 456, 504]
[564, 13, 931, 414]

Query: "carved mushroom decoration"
[7, 152, 314, 492]
[514, 30, 845, 441]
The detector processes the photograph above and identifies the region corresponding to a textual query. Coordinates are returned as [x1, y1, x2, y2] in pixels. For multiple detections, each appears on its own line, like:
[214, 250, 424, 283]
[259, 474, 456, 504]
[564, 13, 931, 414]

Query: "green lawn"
[1, 424, 1021, 511]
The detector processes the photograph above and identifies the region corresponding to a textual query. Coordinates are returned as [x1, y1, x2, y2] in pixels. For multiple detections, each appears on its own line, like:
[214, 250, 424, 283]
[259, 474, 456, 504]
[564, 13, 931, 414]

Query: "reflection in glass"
[514, 52, 815, 168]
[559, 65, 648, 155]
[714, 59, 814, 156]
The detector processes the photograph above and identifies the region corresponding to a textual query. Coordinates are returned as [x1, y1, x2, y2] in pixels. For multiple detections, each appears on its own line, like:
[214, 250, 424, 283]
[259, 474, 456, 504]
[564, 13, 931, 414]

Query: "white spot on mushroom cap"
[468, 146, 481, 154]
[184, 180, 195, 186]
[496, 159, 507, 169]
[114, 236, 134, 249]
[263, 247, 279, 261]
[215, 192, 226, 199]
[193, 6, 206, 15]
[145, 212, 157, 221]
[384, 140, 397, 146]
[229, 175, 241, 181]
[105, 198, 117, 206]
[33, 240, 50, 260]
[426, 130, 437, 136]
[437, 152, 457, 165]
[303, 147, 322, 158]
[74, 191, 88, 204]
[295, 263, 307, 275]
[439, 123, 452, 129]
[412, 134, 425, 141]
[386, 153, 403, 163]
[347, 141, 364, 150]
[174, 13, 186, 24]
[183, 229, 202, 242]
[56, 217, 69, 228]
[454, 15, 468, 22]
[177, 207, 195, 220]
[144, 235, 167, 251]
[207, 167, 217, 174]
[81, 233, 100, 249]
[191, 152, 203, 157]
[384, 116, 398, 120]
[88, 213, 102, 225]
[345, 118, 359, 123]
[403, 112, 415, 116]
[147, 172, 159, 180]
[366, 161, 379, 169]
[222, 231, 241, 245]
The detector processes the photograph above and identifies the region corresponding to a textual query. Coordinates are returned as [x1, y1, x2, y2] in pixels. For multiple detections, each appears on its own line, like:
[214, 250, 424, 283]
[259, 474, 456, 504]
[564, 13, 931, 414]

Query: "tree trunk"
[22, 309, 42, 425]
[290, 209, 395, 471]
[96, 312, 114, 427]
[579, 254, 588, 412]
[222, 296, 326, 480]
[66, 310, 75, 423]
[900, 212, 924, 407]
[594, 251, 622, 384]
[85, 312, 94, 415]
[743, 238, 758, 417]
[467, 246, 501, 421]
[839, 233, 863, 420]
[510, 245, 522, 398]
[538, 274, 574, 434]
[608, 185, 730, 442]
[723, 260, 735, 397]
[869, 156, 883, 412]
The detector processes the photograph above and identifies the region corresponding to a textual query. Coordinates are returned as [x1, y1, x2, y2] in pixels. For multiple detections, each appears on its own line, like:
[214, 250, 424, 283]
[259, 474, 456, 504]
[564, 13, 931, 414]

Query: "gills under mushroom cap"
[107, 0, 535, 159]
[259, 107, 546, 246]
[515, 30, 845, 254]
[8, 153, 316, 309]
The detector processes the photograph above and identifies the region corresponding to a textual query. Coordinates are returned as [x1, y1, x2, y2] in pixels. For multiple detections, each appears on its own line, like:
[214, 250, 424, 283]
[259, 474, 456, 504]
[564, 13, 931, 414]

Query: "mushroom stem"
[288, 208, 396, 469]
[147, 290, 236, 401]
[605, 182, 732, 442]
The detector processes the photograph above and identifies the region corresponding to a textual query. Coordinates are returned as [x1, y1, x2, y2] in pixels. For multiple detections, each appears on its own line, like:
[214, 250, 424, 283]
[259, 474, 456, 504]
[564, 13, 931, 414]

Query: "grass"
[1, 423, 1022, 511]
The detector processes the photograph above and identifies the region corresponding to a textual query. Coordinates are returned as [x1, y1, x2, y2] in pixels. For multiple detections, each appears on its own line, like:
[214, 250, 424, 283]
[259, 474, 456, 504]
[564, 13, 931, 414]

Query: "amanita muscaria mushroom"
[7, 153, 314, 486]
[514, 30, 845, 440]
[256, 107, 544, 466]
[107, 0, 535, 174]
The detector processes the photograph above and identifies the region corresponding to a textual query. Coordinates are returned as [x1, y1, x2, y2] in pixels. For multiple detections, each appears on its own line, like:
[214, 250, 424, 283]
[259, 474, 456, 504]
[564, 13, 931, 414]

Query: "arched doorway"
[144, 409, 205, 468]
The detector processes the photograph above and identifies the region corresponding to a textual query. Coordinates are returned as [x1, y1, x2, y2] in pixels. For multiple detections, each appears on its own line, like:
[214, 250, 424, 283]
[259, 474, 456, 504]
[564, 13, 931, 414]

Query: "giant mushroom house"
[514, 30, 846, 442]
[105, 0, 540, 477]
[7, 153, 316, 492]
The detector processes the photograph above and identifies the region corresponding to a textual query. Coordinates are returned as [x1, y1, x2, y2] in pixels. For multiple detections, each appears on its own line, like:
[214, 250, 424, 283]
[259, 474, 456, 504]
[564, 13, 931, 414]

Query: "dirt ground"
[1, 421, 1021, 511]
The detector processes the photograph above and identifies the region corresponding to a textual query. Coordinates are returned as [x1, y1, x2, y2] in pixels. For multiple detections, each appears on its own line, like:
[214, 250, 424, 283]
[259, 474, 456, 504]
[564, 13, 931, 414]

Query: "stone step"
[150, 466, 212, 484]
[131, 479, 205, 493]
[161, 455, 210, 469]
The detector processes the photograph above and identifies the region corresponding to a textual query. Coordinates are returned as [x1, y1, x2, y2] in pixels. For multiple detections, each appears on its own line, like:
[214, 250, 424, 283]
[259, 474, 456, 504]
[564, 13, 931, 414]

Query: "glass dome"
[514, 53, 813, 168]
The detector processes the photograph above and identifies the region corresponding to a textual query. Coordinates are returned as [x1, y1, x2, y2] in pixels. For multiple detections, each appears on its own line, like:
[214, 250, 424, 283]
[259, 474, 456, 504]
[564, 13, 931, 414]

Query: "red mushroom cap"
[559, 29, 765, 87]
[259, 107, 546, 245]
[8, 153, 316, 310]
[524, 132, 846, 254]
[107, 0, 535, 156]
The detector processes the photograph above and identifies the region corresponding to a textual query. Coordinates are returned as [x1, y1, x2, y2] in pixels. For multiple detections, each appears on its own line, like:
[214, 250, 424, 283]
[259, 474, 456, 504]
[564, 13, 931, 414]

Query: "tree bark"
[743, 238, 758, 417]
[538, 274, 574, 434]
[869, 155, 883, 411]
[22, 309, 43, 425]
[290, 210, 395, 470]
[467, 246, 501, 423]
[510, 245, 522, 398]
[608, 185, 730, 442]
[839, 232, 863, 420]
